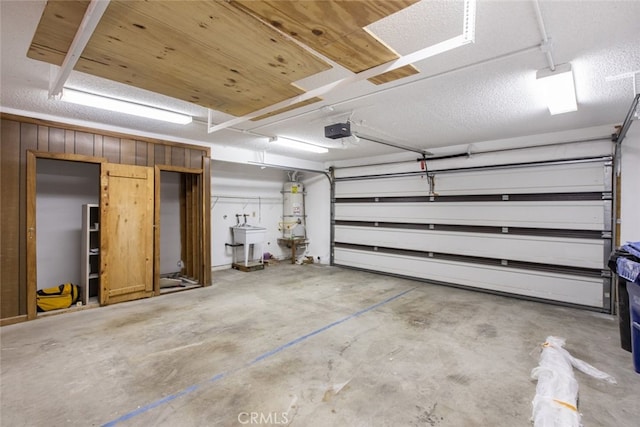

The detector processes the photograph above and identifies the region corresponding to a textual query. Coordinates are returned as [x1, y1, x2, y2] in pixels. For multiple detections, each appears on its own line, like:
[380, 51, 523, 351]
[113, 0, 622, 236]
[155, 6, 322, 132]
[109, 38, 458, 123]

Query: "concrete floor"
[1, 264, 638, 426]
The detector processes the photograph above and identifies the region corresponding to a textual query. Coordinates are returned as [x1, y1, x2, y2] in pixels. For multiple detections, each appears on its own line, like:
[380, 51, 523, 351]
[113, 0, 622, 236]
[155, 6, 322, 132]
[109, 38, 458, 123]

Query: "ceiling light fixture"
[60, 88, 193, 124]
[269, 136, 328, 154]
[536, 63, 578, 115]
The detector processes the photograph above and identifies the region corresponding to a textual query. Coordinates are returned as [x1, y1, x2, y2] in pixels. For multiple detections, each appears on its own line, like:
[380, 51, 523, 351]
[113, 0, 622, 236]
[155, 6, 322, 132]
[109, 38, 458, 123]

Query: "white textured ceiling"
[1, 0, 639, 165]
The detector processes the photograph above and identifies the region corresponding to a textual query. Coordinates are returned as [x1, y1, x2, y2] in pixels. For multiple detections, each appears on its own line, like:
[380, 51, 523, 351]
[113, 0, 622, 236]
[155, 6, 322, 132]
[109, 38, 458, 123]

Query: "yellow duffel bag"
[36, 283, 80, 312]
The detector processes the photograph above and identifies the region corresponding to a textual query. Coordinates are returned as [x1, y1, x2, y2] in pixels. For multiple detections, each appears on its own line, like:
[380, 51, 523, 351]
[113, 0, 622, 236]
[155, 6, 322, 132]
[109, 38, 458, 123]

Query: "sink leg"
[291, 242, 296, 264]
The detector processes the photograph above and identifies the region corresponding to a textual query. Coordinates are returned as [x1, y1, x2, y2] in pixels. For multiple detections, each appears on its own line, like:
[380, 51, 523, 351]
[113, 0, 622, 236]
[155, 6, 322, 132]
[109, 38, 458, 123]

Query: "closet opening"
[34, 157, 101, 315]
[156, 169, 204, 294]
[26, 152, 209, 317]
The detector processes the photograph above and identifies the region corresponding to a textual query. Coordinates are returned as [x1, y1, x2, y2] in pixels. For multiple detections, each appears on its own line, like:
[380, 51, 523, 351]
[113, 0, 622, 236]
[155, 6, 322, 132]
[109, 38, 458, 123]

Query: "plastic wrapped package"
[531, 336, 616, 427]
[615, 241, 640, 283]
[622, 241, 640, 259]
[617, 257, 640, 283]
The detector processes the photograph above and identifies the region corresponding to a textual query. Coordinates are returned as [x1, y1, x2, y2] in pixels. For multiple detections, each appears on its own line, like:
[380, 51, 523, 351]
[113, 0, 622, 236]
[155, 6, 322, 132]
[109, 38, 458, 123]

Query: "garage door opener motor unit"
[324, 122, 351, 139]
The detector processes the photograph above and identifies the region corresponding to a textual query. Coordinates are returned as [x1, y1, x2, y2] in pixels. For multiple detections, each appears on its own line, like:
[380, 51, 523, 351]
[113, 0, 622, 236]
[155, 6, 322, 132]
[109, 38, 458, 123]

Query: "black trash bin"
[609, 248, 638, 352]
[610, 243, 640, 373]
[627, 279, 640, 373]
[618, 277, 632, 352]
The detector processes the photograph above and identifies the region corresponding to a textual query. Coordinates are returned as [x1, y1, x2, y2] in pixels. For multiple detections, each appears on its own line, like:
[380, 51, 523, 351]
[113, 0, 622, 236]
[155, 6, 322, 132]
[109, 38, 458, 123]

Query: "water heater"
[282, 181, 305, 239]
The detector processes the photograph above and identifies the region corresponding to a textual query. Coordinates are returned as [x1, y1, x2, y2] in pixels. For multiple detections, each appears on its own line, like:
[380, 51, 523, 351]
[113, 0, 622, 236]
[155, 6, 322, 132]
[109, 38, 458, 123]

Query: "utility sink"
[232, 224, 266, 244]
[232, 225, 266, 266]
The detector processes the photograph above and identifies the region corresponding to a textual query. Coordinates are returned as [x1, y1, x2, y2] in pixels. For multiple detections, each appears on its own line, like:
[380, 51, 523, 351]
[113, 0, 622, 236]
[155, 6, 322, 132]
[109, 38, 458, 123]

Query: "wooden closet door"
[100, 164, 154, 305]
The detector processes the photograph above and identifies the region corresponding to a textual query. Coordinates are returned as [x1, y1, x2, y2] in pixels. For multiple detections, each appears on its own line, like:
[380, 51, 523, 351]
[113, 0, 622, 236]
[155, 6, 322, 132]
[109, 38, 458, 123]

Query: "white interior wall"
[36, 159, 99, 290]
[209, 146, 327, 268]
[160, 171, 182, 275]
[210, 162, 331, 268]
[211, 164, 286, 268]
[620, 122, 640, 244]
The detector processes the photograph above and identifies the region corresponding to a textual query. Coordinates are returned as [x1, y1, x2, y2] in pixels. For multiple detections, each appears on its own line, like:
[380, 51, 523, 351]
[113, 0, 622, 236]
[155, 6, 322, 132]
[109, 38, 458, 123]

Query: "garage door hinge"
[601, 193, 612, 200]
[601, 231, 612, 239]
[601, 270, 612, 278]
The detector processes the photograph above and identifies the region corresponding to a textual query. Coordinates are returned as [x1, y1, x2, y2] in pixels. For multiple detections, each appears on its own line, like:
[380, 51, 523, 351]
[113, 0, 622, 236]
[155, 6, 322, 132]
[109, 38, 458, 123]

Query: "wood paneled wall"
[0, 114, 211, 324]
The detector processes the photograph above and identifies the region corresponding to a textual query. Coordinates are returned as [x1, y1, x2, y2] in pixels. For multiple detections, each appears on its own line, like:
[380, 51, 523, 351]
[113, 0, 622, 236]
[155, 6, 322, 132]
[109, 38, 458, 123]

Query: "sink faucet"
[235, 214, 241, 225]
[243, 214, 249, 225]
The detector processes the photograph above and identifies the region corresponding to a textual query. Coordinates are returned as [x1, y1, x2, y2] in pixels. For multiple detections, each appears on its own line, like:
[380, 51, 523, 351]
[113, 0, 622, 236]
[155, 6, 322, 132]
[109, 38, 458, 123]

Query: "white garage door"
[333, 158, 613, 312]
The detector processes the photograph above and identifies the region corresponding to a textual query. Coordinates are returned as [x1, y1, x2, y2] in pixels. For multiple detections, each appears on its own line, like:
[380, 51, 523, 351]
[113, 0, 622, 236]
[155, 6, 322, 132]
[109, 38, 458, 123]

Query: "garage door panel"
[334, 248, 604, 308]
[433, 162, 607, 195]
[336, 175, 429, 198]
[335, 162, 610, 197]
[335, 225, 605, 269]
[335, 201, 607, 230]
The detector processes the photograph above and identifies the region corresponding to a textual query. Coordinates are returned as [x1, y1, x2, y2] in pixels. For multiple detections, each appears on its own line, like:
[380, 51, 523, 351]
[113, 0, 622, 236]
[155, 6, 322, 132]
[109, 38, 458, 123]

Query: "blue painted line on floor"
[101, 286, 415, 426]
[249, 286, 416, 365]
[208, 372, 226, 383]
[102, 384, 201, 427]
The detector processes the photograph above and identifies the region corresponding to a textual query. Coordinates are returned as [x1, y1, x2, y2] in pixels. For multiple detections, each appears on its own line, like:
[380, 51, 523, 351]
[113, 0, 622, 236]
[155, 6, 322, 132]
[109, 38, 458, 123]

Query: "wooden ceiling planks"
[28, 0, 331, 116]
[27, 0, 421, 120]
[85, 0, 332, 116]
[27, 0, 90, 65]
[231, 0, 420, 79]
[368, 64, 420, 85]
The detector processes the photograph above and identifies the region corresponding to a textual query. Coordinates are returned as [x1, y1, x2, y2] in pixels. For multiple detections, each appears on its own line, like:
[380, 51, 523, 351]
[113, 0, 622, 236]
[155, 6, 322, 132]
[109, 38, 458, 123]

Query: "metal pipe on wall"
[211, 195, 270, 223]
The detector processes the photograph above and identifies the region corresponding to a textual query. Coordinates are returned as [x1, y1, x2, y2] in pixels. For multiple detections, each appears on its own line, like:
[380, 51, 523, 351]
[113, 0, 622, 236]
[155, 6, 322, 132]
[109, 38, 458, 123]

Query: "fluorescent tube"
[61, 88, 193, 124]
[270, 136, 328, 153]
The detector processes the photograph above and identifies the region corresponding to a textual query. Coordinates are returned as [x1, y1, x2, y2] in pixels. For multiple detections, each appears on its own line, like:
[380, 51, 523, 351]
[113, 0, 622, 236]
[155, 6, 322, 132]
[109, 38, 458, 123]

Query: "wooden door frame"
[154, 164, 204, 296]
[26, 152, 208, 316]
[26, 151, 106, 319]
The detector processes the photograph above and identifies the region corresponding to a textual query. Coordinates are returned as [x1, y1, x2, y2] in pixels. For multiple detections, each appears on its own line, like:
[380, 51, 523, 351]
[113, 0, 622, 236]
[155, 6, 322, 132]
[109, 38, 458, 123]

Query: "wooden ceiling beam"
[49, 0, 110, 98]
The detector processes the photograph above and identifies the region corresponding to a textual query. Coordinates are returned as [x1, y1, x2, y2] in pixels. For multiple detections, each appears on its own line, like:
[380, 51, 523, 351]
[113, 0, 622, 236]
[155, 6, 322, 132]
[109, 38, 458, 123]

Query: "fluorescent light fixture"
[270, 136, 328, 154]
[61, 88, 192, 124]
[536, 63, 577, 115]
